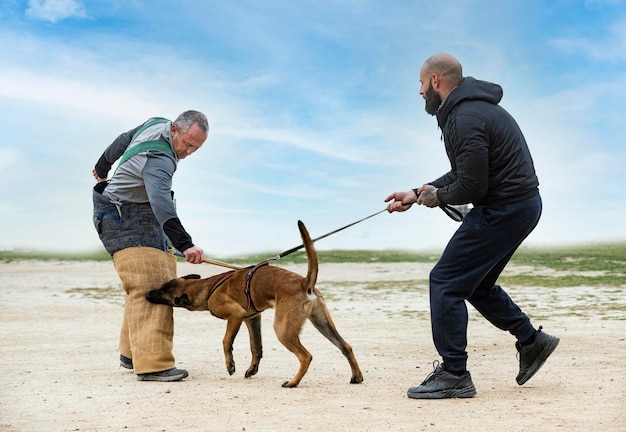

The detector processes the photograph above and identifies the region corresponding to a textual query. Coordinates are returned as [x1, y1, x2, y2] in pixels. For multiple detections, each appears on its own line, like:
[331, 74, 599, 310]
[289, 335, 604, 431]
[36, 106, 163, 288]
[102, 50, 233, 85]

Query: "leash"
[172, 249, 243, 270]
[267, 208, 387, 262]
[174, 198, 464, 268]
[435, 202, 464, 222]
[268, 200, 464, 262]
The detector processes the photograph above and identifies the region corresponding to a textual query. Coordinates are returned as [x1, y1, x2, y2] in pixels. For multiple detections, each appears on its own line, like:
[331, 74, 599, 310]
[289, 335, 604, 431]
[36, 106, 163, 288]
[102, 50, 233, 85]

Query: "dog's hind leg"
[308, 295, 364, 384]
[223, 318, 243, 376]
[273, 311, 312, 388]
[243, 315, 263, 378]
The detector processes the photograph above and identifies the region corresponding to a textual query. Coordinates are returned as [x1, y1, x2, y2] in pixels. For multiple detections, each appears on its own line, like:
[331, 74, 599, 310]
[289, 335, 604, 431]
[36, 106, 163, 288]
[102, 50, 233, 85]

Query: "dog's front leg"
[243, 315, 263, 378]
[223, 319, 243, 376]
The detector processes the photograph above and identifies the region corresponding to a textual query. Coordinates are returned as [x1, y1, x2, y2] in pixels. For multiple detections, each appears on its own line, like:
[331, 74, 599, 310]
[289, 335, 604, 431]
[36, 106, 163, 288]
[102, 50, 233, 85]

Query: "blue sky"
[1, 0, 625, 256]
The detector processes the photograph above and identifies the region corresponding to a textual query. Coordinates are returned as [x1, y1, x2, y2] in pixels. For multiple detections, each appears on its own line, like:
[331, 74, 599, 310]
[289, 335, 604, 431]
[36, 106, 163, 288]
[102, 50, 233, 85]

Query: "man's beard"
[424, 81, 442, 115]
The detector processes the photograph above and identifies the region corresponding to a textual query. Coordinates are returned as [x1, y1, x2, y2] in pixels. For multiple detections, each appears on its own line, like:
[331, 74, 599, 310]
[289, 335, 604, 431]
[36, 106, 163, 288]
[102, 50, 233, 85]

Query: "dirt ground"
[0, 259, 624, 432]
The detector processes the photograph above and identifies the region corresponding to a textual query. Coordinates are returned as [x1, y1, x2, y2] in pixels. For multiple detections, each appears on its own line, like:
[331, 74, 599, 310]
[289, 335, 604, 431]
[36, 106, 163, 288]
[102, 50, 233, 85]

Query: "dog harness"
[205, 261, 269, 312]
[244, 261, 269, 312]
[207, 271, 236, 300]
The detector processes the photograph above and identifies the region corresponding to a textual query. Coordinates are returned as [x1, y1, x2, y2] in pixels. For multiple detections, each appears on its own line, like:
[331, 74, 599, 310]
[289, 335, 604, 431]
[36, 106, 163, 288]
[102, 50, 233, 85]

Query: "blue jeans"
[92, 186, 168, 256]
[429, 193, 542, 372]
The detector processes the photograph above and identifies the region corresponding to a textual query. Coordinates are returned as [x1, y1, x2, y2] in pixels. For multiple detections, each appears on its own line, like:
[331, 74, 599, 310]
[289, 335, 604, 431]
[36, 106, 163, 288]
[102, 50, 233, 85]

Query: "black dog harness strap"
[245, 261, 269, 312]
[207, 271, 236, 301]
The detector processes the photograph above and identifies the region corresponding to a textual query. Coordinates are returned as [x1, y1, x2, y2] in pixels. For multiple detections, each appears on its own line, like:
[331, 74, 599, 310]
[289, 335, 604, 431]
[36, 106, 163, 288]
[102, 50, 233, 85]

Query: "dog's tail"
[298, 220, 318, 293]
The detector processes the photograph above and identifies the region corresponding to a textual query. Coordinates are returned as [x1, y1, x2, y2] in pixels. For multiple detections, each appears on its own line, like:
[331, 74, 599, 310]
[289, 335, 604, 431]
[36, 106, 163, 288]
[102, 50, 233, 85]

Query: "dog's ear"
[182, 274, 201, 280]
[159, 279, 177, 290]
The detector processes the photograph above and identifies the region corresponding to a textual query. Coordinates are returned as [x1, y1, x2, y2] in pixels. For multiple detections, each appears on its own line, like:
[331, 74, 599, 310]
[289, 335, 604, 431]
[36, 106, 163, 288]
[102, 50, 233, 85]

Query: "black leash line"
[268, 200, 464, 262]
[173, 200, 465, 267]
[268, 208, 388, 261]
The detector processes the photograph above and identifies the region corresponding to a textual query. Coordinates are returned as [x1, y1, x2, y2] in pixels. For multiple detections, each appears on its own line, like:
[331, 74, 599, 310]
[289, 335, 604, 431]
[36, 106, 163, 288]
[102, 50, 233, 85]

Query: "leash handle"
[408, 192, 465, 223]
[440, 203, 464, 222]
[172, 249, 243, 270]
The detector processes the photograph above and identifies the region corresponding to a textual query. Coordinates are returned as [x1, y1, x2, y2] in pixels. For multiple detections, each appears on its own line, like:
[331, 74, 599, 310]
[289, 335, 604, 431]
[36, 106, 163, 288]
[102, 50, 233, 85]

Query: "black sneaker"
[120, 354, 133, 370]
[136, 368, 189, 382]
[516, 326, 560, 385]
[407, 362, 477, 399]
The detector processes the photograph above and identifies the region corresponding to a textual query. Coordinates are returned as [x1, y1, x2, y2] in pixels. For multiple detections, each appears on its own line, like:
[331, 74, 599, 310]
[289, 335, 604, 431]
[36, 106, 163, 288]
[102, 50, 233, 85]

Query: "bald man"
[385, 53, 559, 399]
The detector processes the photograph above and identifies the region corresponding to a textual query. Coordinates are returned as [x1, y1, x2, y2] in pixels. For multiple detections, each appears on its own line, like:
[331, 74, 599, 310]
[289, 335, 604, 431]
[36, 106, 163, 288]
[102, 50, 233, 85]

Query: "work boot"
[516, 326, 560, 385]
[120, 354, 133, 370]
[407, 361, 476, 399]
[137, 368, 189, 382]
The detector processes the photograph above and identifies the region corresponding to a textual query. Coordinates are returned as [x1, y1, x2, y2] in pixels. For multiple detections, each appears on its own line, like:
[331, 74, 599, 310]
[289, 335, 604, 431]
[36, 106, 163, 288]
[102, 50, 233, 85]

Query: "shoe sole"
[517, 336, 560, 385]
[407, 385, 477, 399]
[136, 371, 189, 382]
[120, 355, 133, 370]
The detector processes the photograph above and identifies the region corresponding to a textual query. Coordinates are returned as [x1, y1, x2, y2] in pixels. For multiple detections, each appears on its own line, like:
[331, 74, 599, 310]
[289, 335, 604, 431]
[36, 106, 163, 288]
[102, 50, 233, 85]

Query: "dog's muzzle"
[145, 290, 167, 304]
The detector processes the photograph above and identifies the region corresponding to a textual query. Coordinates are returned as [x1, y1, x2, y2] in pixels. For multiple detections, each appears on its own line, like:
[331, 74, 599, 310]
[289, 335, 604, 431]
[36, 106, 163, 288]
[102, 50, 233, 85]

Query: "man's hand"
[384, 190, 418, 213]
[417, 185, 440, 208]
[183, 246, 205, 264]
[92, 169, 107, 183]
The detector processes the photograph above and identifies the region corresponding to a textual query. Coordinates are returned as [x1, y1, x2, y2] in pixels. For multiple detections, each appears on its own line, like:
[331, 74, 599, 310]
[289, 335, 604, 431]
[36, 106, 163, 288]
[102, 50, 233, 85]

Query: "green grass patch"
[499, 274, 626, 288]
[511, 243, 626, 273]
[0, 249, 112, 262]
[2, 241, 622, 269]
[2, 242, 626, 290]
[0, 248, 443, 265]
[230, 249, 442, 265]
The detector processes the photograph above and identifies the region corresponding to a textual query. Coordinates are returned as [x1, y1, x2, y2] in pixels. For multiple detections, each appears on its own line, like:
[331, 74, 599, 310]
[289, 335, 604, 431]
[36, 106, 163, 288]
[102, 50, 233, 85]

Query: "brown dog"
[145, 220, 363, 388]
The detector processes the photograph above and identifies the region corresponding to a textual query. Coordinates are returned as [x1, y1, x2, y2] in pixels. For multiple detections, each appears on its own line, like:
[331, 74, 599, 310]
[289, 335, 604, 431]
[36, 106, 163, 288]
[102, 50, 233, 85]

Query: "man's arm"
[143, 155, 197, 254]
[93, 125, 142, 179]
[434, 115, 489, 205]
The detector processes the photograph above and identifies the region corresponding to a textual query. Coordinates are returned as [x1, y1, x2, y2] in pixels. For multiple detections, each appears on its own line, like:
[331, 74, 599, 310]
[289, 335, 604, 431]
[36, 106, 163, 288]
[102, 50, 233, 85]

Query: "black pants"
[429, 193, 542, 372]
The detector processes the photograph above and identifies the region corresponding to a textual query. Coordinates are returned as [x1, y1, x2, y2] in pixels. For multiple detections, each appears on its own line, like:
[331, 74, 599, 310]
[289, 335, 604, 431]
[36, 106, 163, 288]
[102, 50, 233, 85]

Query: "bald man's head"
[422, 53, 463, 86]
[419, 53, 464, 115]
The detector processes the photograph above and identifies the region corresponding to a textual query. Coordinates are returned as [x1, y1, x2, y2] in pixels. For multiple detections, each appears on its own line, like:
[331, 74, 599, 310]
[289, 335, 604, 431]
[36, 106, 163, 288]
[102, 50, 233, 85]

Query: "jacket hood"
[436, 77, 503, 127]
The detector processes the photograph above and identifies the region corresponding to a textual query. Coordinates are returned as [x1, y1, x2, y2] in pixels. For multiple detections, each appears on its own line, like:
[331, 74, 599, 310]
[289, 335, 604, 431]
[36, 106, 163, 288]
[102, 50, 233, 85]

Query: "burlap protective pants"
[113, 246, 177, 374]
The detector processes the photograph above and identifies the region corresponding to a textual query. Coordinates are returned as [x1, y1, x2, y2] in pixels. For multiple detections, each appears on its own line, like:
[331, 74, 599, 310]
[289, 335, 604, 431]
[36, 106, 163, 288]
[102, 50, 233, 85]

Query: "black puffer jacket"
[430, 77, 539, 206]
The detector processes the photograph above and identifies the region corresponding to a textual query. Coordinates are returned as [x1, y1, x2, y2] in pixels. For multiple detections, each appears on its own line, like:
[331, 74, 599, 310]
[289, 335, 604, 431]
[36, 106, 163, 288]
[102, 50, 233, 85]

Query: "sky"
[1, 0, 625, 257]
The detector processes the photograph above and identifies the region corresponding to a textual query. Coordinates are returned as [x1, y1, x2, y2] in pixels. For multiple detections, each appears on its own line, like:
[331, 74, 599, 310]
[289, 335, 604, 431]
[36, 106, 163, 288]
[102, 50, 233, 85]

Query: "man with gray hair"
[386, 54, 559, 398]
[92, 110, 208, 381]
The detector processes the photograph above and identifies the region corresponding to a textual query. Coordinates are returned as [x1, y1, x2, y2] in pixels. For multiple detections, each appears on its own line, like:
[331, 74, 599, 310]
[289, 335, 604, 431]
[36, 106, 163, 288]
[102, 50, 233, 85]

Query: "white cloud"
[550, 15, 626, 61]
[26, 0, 86, 23]
[0, 68, 159, 119]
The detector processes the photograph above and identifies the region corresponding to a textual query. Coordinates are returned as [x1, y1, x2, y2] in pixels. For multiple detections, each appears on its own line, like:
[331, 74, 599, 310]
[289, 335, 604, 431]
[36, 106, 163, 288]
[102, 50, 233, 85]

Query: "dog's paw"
[350, 374, 364, 384]
[281, 380, 298, 388]
[244, 364, 259, 378]
[227, 361, 236, 376]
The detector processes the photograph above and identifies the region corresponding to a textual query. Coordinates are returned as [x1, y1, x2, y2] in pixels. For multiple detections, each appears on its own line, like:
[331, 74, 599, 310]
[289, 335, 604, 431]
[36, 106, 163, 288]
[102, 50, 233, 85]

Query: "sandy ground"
[0, 259, 624, 432]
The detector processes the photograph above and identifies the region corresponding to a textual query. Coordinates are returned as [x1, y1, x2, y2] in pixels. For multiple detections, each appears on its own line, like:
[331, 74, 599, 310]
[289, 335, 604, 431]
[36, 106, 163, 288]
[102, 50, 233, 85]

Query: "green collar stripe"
[119, 140, 174, 165]
[119, 118, 174, 165]
[132, 117, 169, 139]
